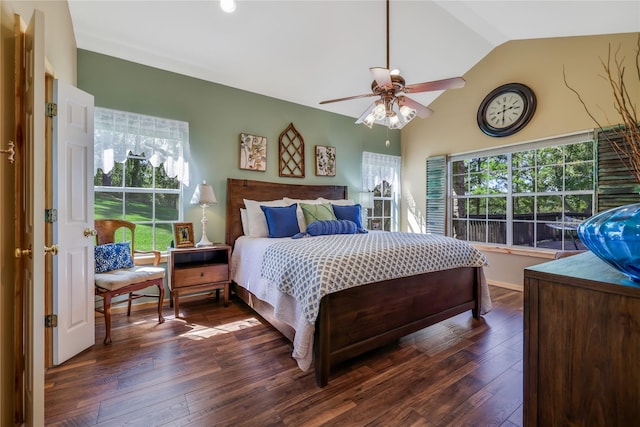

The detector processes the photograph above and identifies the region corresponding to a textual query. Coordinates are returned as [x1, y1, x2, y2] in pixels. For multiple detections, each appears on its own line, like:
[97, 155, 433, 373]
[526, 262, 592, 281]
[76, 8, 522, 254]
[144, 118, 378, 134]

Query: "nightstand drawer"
[173, 264, 228, 288]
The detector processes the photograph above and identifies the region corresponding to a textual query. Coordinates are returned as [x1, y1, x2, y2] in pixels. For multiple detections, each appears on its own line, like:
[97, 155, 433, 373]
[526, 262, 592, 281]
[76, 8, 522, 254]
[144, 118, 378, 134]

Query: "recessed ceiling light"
[220, 0, 236, 13]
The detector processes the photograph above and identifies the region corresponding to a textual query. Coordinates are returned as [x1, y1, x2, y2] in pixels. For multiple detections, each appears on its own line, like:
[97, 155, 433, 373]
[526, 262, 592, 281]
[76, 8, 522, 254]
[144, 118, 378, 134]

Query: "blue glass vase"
[577, 202, 640, 281]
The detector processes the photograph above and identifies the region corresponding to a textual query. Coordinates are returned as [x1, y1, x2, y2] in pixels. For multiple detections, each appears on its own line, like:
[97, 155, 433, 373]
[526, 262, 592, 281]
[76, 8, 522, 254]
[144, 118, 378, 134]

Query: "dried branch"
[563, 34, 640, 184]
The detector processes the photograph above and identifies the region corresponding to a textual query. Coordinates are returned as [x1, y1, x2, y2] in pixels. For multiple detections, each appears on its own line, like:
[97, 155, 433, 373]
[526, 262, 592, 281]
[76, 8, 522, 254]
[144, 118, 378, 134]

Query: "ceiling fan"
[319, 0, 465, 130]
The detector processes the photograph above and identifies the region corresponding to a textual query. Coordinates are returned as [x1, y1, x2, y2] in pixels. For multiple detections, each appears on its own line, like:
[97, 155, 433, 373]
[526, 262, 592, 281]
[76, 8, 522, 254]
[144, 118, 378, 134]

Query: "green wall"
[77, 49, 400, 243]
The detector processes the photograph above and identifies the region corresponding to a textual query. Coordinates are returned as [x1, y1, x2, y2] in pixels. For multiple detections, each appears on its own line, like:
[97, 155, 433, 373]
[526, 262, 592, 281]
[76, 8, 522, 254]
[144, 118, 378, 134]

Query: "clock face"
[477, 83, 536, 137]
[485, 92, 525, 129]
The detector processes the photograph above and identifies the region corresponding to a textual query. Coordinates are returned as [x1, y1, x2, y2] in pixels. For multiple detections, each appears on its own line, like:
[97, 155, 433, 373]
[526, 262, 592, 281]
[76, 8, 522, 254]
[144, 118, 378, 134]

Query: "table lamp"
[191, 180, 217, 247]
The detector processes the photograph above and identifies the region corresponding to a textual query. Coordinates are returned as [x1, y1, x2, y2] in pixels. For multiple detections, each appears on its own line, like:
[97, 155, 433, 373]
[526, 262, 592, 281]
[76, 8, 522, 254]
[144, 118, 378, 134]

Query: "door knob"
[44, 244, 59, 256]
[15, 247, 32, 258]
[84, 228, 97, 237]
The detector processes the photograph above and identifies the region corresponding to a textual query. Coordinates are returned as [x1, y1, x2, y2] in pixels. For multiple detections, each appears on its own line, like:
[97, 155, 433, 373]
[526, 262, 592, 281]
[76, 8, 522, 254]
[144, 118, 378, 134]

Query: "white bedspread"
[231, 232, 491, 372]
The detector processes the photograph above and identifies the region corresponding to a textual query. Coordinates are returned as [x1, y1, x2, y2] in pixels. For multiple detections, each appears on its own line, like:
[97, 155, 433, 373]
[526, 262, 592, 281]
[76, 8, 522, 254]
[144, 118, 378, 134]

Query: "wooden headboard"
[225, 178, 349, 246]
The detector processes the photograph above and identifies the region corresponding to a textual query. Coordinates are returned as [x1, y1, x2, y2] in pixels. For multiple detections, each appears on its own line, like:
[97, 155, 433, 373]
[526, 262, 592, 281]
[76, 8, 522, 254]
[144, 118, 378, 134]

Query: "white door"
[52, 80, 95, 364]
[23, 9, 45, 427]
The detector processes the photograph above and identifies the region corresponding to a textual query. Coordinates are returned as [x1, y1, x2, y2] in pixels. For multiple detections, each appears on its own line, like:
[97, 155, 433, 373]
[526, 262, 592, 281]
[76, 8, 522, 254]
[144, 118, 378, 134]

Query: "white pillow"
[243, 198, 287, 237]
[319, 198, 355, 206]
[240, 208, 248, 235]
[284, 197, 324, 232]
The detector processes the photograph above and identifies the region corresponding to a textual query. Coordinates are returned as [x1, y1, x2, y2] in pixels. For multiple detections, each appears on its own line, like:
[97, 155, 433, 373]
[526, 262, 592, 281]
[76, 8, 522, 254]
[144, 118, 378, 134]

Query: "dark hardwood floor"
[45, 286, 523, 427]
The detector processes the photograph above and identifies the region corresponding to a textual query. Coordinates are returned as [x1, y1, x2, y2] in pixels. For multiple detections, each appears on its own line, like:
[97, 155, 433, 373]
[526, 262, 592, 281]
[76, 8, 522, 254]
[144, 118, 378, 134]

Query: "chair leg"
[103, 293, 113, 345]
[157, 283, 165, 324]
[127, 292, 133, 316]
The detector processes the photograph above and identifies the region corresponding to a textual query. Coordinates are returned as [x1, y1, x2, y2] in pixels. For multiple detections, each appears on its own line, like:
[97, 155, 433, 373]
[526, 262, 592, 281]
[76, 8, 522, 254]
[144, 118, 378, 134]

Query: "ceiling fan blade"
[320, 92, 377, 105]
[399, 97, 433, 119]
[370, 67, 392, 89]
[404, 77, 465, 94]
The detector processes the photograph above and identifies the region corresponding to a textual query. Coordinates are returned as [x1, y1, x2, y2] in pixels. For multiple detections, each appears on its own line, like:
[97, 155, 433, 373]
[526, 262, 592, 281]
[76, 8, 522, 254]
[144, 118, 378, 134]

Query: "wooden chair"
[94, 219, 165, 344]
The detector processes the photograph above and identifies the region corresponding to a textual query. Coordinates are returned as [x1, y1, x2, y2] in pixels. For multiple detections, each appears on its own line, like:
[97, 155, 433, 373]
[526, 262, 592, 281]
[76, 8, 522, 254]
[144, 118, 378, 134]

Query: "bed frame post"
[472, 267, 481, 318]
[314, 297, 331, 387]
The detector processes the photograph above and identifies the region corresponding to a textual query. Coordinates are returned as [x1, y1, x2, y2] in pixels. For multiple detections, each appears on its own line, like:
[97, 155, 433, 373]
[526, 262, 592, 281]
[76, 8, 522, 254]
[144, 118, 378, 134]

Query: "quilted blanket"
[261, 232, 489, 325]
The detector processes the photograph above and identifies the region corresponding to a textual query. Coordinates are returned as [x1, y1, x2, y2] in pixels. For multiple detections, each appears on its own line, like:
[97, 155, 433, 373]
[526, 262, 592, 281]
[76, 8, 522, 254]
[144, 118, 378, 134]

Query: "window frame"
[94, 154, 184, 252]
[93, 107, 190, 252]
[446, 131, 595, 250]
[362, 151, 401, 232]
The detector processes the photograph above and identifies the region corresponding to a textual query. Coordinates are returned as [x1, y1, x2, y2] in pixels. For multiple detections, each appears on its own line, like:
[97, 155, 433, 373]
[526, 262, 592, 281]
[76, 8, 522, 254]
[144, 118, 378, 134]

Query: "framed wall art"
[279, 123, 305, 178]
[173, 222, 195, 248]
[315, 145, 336, 177]
[240, 133, 267, 171]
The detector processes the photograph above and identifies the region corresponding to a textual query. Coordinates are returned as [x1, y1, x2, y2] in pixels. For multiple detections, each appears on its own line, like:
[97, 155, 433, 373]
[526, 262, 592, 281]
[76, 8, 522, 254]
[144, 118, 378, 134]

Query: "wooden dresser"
[524, 251, 640, 426]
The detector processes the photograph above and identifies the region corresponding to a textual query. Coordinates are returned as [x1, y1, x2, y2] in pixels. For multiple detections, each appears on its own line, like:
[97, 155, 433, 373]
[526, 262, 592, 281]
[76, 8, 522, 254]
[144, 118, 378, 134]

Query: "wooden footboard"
[233, 266, 482, 388]
[313, 266, 481, 387]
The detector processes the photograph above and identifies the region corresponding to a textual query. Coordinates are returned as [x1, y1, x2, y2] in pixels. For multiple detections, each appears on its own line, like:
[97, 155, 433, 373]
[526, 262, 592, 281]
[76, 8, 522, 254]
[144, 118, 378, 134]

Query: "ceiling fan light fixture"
[400, 105, 417, 122]
[362, 113, 375, 128]
[372, 103, 387, 121]
[388, 113, 401, 129]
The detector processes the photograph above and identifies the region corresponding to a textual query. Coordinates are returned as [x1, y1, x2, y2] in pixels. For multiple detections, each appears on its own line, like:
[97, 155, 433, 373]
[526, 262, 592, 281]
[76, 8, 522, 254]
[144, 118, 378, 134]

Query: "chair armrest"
[134, 249, 161, 266]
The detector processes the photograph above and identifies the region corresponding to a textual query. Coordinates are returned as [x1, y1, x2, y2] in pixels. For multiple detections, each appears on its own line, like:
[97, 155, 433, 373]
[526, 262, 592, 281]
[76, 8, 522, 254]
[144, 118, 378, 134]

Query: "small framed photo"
[371, 219, 382, 230]
[315, 145, 336, 176]
[173, 222, 195, 248]
[240, 133, 267, 171]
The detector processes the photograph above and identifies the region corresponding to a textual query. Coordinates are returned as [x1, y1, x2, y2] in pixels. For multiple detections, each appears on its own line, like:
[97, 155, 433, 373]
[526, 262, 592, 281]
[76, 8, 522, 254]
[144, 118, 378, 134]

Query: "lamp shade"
[191, 180, 217, 205]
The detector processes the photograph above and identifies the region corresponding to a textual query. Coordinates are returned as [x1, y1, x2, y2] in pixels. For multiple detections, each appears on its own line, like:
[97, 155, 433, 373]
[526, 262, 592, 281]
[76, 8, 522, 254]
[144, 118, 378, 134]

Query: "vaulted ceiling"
[68, 1, 640, 121]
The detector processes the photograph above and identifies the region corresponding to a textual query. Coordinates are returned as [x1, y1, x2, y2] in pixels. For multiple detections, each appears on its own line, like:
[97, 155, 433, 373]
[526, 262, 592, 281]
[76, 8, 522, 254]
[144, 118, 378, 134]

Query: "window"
[447, 132, 594, 250]
[362, 152, 401, 231]
[93, 108, 190, 251]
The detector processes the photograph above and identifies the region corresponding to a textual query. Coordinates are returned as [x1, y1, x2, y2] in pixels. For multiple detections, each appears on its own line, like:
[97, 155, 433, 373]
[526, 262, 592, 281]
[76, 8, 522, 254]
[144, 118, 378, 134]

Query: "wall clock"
[477, 83, 536, 137]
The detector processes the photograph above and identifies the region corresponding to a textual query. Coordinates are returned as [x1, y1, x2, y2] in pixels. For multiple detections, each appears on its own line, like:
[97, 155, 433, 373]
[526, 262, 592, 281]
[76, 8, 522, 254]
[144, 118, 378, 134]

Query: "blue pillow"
[95, 242, 134, 273]
[332, 203, 364, 229]
[292, 219, 367, 238]
[261, 204, 300, 238]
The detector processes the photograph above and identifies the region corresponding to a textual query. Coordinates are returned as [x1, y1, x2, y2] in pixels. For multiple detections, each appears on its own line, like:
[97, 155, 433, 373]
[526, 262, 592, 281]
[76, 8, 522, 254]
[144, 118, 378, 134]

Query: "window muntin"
[368, 180, 394, 231]
[450, 138, 594, 250]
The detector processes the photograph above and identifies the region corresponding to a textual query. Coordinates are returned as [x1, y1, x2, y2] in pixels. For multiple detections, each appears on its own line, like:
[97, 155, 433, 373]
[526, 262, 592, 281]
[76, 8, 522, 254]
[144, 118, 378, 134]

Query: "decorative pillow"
[332, 203, 364, 229]
[319, 198, 355, 206]
[283, 197, 324, 232]
[243, 198, 287, 237]
[260, 204, 300, 238]
[94, 242, 134, 273]
[292, 219, 366, 239]
[240, 208, 248, 235]
[300, 202, 336, 226]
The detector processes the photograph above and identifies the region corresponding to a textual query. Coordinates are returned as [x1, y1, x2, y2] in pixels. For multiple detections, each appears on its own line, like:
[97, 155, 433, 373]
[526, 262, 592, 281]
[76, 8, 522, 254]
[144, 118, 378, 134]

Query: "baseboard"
[487, 279, 523, 292]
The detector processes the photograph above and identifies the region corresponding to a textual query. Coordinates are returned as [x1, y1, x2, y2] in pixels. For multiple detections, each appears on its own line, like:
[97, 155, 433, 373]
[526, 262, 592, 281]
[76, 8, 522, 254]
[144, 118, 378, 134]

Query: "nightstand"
[168, 245, 231, 318]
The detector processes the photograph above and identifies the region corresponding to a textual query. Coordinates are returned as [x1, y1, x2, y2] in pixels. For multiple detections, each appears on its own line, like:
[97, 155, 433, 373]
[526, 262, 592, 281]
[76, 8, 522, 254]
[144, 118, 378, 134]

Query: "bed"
[225, 178, 491, 387]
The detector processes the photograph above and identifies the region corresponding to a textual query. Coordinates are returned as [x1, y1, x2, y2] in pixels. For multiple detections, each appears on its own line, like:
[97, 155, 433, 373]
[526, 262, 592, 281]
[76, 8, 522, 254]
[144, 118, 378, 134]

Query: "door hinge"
[45, 208, 58, 223]
[45, 102, 58, 117]
[45, 314, 58, 328]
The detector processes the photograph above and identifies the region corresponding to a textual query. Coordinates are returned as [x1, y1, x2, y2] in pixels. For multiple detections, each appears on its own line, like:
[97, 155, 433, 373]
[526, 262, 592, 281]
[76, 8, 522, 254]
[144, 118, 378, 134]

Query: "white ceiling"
[68, 0, 640, 121]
